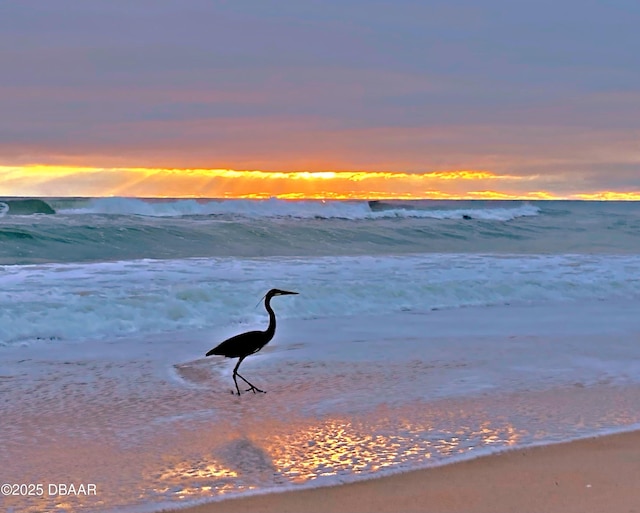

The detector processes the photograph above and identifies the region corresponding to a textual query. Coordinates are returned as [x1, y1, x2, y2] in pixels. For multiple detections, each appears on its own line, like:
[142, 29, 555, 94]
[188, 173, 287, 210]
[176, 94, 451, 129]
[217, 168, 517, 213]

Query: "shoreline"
[4, 304, 640, 513]
[164, 429, 640, 513]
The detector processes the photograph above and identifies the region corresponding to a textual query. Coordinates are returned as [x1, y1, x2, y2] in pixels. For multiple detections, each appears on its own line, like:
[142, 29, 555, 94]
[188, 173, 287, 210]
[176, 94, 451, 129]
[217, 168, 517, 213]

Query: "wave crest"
[56, 197, 540, 221]
[0, 199, 56, 215]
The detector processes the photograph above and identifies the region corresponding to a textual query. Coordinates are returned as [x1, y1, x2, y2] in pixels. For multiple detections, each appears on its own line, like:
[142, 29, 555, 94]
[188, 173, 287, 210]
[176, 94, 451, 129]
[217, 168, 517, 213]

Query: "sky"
[1, 0, 639, 199]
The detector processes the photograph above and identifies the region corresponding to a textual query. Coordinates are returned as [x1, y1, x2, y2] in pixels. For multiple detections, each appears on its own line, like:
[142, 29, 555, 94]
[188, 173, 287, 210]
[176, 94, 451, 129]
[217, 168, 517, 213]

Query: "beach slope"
[169, 430, 640, 513]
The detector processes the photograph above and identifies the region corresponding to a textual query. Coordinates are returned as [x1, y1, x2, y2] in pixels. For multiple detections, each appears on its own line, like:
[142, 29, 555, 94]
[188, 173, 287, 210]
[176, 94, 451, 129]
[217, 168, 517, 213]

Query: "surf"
[0, 198, 56, 215]
[53, 196, 541, 220]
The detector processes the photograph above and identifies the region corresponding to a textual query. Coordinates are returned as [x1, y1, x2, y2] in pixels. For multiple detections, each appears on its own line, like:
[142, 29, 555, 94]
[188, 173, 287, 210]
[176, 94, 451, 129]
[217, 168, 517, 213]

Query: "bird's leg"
[232, 358, 244, 396]
[235, 372, 265, 394]
[232, 374, 241, 396]
[232, 357, 266, 395]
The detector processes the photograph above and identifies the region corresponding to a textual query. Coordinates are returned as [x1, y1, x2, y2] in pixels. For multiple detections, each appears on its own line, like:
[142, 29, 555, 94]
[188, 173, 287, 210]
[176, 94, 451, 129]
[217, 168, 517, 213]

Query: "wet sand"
[168, 429, 640, 513]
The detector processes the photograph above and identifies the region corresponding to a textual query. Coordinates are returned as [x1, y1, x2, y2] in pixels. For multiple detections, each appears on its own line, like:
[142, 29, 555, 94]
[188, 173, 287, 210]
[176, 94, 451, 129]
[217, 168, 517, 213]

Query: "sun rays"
[1, 165, 639, 200]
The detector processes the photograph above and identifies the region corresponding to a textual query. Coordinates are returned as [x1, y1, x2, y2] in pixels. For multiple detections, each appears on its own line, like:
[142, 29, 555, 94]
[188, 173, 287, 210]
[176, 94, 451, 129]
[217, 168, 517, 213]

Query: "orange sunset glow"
[1, 165, 639, 200]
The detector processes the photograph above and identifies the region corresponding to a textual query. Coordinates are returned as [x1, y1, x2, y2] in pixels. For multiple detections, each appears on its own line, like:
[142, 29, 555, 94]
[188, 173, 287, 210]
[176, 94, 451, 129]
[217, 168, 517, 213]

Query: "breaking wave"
[0, 199, 56, 215]
[54, 197, 540, 221]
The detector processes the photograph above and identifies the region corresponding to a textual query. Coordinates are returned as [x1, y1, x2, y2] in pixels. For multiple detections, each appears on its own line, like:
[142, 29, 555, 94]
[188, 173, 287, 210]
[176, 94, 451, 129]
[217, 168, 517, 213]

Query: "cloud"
[0, 0, 638, 194]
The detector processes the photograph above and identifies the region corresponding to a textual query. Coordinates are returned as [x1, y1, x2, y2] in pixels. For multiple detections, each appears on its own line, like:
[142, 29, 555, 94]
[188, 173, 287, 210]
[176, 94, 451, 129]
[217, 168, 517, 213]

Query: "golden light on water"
[159, 461, 239, 480]
[155, 459, 249, 500]
[152, 415, 524, 502]
[265, 417, 523, 482]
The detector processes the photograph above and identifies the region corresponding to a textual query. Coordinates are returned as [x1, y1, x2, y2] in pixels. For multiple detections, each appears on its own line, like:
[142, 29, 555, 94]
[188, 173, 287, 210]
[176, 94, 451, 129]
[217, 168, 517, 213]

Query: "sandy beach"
[169, 430, 640, 513]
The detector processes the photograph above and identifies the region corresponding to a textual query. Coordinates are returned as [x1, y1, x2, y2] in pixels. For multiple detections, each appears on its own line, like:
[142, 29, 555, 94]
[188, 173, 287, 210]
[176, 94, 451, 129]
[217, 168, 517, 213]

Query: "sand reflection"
[266, 416, 523, 483]
[155, 459, 245, 500]
[154, 411, 524, 500]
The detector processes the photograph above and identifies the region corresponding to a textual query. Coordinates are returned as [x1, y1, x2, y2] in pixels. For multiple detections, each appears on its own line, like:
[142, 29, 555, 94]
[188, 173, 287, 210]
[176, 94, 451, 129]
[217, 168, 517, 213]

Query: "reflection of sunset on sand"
[146, 380, 639, 509]
[7, 314, 640, 513]
[171, 430, 640, 513]
[148, 411, 524, 504]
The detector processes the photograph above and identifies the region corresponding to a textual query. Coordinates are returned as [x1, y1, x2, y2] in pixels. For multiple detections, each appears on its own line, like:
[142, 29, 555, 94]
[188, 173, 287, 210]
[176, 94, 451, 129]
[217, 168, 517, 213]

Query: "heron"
[206, 288, 298, 395]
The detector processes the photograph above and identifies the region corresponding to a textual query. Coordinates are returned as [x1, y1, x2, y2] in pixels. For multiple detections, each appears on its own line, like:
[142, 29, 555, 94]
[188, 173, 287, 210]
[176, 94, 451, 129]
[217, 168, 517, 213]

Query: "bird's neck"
[264, 296, 276, 339]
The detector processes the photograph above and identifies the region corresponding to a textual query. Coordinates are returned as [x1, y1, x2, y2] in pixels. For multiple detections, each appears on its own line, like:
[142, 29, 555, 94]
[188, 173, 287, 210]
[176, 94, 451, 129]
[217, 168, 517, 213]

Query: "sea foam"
[55, 197, 540, 220]
[2, 253, 639, 347]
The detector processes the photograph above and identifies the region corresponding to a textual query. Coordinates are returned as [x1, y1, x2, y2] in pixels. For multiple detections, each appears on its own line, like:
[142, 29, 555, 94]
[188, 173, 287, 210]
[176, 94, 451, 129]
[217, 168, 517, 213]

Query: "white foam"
[55, 197, 540, 220]
[2, 253, 640, 346]
[391, 203, 541, 221]
[4, 299, 640, 513]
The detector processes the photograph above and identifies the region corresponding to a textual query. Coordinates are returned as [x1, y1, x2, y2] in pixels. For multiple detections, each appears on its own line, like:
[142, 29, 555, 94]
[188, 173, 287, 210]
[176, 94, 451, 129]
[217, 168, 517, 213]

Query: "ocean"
[2, 197, 640, 512]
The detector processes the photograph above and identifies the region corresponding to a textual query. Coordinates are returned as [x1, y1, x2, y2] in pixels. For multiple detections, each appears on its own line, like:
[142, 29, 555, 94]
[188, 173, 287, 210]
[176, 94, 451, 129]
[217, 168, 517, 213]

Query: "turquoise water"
[2, 197, 640, 512]
[1, 198, 639, 264]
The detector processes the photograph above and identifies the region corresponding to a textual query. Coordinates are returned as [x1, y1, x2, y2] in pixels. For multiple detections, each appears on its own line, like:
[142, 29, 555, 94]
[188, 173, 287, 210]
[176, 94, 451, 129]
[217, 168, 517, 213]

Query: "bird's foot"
[246, 386, 266, 394]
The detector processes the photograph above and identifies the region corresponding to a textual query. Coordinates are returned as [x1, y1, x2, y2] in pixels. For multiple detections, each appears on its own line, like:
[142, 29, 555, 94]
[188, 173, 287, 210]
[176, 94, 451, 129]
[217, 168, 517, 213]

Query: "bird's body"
[206, 288, 297, 395]
[207, 330, 267, 359]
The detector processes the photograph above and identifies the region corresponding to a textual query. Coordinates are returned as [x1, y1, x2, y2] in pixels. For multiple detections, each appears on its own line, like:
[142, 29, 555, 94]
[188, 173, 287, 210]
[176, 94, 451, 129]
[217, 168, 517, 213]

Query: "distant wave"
[5, 199, 640, 265]
[56, 197, 541, 221]
[0, 199, 55, 215]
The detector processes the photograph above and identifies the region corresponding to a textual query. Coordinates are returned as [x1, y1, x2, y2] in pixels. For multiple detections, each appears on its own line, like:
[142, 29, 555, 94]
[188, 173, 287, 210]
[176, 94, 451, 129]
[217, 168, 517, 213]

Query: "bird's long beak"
[255, 293, 267, 308]
[256, 289, 299, 307]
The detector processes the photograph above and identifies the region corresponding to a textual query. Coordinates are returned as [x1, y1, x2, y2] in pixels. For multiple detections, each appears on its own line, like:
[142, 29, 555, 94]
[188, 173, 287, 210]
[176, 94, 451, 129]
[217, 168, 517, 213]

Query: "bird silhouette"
[206, 288, 298, 395]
